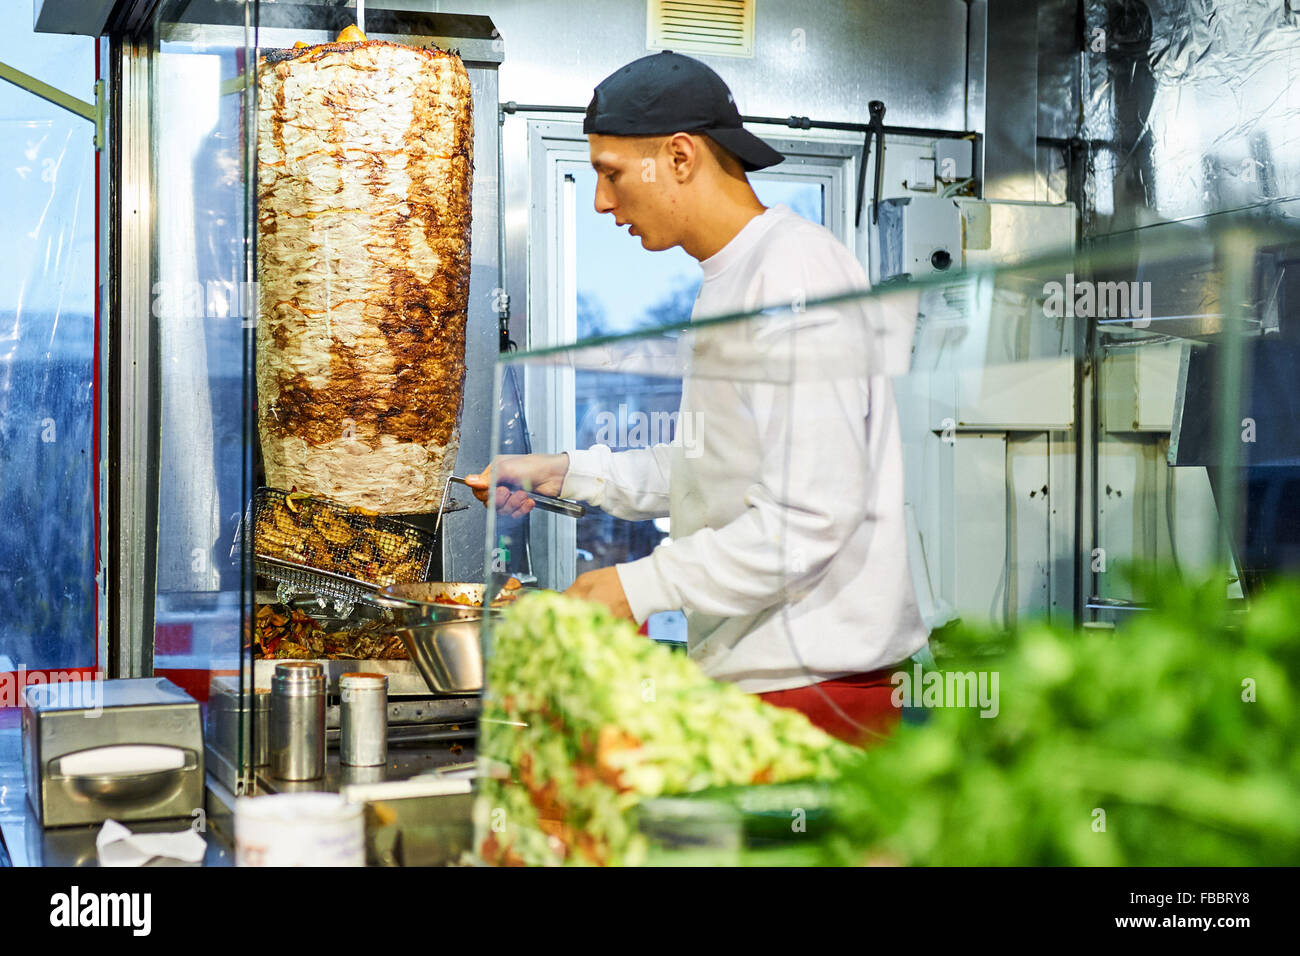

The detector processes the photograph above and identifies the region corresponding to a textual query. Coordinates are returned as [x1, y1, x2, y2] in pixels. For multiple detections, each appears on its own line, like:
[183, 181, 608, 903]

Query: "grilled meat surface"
[257, 40, 473, 513]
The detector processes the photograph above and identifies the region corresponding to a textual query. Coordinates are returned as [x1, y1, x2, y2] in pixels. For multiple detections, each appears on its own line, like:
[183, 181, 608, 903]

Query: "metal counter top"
[1, 704, 477, 868]
[2, 708, 476, 867]
[256, 737, 474, 796]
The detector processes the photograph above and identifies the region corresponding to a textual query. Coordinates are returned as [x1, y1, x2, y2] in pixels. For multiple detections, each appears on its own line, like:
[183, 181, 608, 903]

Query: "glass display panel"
[149, 0, 259, 785]
[476, 219, 1300, 865]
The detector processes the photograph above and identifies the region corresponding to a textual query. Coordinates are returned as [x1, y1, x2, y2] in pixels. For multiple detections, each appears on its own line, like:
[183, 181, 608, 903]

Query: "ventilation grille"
[647, 0, 755, 58]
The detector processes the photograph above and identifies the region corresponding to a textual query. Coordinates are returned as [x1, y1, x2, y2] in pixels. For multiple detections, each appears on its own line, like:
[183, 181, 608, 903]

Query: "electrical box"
[871, 197, 963, 283]
[906, 157, 936, 191]
[870, 197, 1078, 284]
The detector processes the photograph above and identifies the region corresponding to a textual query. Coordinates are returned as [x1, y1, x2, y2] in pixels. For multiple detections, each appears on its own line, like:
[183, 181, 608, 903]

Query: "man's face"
[588, 133, 682, 252]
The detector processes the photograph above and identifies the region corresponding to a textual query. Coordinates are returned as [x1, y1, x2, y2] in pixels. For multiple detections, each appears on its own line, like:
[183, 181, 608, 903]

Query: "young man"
[467, 52, 928, 744]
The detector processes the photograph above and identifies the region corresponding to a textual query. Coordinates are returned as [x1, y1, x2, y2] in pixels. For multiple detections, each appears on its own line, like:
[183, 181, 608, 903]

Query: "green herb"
[826, 570, 1300, 866]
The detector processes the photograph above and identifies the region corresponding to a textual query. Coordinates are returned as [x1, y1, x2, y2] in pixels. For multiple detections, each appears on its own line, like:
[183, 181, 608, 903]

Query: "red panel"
[155, 668, 239, 703]
[154, 623, 194, 655]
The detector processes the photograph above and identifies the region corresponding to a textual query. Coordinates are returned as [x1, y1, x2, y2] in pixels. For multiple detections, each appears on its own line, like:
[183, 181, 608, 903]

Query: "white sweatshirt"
[561, 203, 929, 693]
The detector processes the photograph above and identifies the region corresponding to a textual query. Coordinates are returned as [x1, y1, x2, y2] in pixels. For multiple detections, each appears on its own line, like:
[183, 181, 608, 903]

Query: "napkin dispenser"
[22, 677, 204, 828]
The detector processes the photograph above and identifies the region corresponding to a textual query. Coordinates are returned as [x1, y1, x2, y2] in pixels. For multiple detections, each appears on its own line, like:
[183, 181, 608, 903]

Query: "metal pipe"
[500, 100, 981, 233]
[497, 98, 510, 350]
[0, 61, 96, 122]
[109, 34, 159, 680]
[499, 101, 979, 141]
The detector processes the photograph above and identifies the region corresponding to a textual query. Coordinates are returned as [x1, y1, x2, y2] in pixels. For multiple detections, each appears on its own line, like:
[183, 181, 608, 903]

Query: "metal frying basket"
[242, 487, 444, 616]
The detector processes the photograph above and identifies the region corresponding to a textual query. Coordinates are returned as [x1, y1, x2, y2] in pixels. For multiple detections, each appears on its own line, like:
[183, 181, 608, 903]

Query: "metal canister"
[270, 662, 326, 780]
[210, 684, 272, 768]
[252, 688, 271, 767]
[339, 672, 388, 767]
[340, 764, 386, 787]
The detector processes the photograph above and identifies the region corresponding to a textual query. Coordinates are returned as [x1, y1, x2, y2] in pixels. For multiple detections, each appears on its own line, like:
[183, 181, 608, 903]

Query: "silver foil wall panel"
[1081, 0, 1300, 237]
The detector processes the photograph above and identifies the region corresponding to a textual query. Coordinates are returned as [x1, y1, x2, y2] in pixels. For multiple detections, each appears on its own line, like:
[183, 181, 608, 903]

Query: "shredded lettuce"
[476, 591, 853, 866]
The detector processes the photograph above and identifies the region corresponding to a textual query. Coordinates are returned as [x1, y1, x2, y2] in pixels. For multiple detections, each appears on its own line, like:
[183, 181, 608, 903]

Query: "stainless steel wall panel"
[399, 0, 971, 129]
[1037, 0, 1080, 206]
[984, 0, 1041, 202]
[966, 0, 988, 184]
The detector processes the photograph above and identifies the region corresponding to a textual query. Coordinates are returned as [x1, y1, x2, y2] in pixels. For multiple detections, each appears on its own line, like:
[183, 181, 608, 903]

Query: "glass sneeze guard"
[475, 216, 1300, 865]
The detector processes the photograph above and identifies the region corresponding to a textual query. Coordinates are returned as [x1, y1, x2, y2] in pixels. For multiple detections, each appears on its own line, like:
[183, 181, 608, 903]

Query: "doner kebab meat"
[257, 30, 472, 513]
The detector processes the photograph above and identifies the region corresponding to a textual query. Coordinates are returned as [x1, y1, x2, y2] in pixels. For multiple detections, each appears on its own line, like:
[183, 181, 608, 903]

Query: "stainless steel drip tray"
[255, 743, 475, 797]
[253, 658, 445, 698]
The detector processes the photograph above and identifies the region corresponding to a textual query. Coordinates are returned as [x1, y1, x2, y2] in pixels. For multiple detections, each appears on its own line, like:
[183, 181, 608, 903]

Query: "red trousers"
[758, 666, 902, 747]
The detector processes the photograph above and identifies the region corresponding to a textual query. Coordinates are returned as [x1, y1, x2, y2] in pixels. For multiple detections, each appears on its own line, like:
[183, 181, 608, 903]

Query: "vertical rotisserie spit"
[256, 37, 473, 514]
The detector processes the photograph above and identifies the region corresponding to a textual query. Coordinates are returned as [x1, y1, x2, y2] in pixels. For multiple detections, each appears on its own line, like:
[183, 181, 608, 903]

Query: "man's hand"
[463, 453, 569, 518]
[565, 566, 634, 621]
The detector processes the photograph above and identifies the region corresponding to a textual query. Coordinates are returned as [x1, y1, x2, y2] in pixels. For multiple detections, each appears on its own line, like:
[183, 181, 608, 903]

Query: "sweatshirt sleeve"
[560, 443, 675, 521]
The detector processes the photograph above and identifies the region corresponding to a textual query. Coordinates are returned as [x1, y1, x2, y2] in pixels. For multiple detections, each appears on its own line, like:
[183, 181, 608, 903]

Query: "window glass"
[0, 29, 96, 673]
[0, 28, 91, 100]
[752, 177, 824, 225]
[150, 31, 249, 680]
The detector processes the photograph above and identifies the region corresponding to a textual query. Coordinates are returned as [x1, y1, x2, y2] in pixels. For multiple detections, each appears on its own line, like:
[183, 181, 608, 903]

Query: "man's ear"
[665, 132, 697, 181]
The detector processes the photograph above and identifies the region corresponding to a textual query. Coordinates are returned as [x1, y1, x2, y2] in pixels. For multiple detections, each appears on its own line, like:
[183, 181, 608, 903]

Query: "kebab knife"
[449, 474, 586, 518]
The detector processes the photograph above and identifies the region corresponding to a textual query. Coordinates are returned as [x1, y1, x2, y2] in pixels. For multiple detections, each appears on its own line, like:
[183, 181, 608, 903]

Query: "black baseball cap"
[583, 51, 784, 171]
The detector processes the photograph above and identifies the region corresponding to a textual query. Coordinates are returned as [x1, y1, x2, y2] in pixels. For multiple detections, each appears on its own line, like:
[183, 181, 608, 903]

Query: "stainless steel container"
[206, 680, 272, 794]
[339, 672, 387, 767]
[270, 662, 326, 781]
[252, 689, 271, 767]
[395, 621, 485, 693]
[374, 581, 532, 694]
